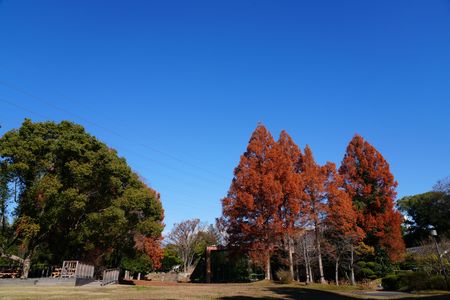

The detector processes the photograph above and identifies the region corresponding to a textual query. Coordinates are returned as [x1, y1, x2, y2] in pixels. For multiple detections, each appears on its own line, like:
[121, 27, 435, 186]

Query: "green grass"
[0, 281, 447, 300]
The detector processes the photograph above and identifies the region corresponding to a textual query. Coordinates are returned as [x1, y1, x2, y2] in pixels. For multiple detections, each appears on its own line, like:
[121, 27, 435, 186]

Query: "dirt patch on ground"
[132, 280, 183, 286]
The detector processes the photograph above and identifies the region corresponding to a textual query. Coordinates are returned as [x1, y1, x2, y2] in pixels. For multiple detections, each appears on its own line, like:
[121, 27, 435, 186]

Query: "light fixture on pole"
[430, 228, 449, 290]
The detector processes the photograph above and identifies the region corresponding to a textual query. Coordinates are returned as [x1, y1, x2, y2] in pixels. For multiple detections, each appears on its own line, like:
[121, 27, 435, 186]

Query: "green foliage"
[121, 254, 153, 275]
[160, 246, 182, 272]
[209, 251, 250, 283]
[194, 225, 219, 258]
[398, 191, 450, 247]
[381, 274, 401, 291]
[382, 271, 448, 291]
[275, 269, 293, 284]
[405, 243, 450, 279]
[0, 119, 164, 271]
[356, 261, 385, 279]
[399, 253, 417, 271]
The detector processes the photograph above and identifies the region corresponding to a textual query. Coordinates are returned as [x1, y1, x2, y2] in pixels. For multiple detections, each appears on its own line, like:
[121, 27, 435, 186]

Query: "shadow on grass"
[218, 286, 450, 300]
[218, 286, 355, 300]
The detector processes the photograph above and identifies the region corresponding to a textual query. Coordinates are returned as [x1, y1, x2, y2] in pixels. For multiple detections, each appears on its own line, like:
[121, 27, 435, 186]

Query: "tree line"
[219, 124, 405, 283]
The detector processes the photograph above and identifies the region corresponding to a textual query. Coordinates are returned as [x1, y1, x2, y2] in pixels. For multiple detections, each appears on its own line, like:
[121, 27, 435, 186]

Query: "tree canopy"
[398, 187, 450, 247]
[221, 126, 405, 283]
[0, 119, 164, 277]
[339, 135, 405, 262]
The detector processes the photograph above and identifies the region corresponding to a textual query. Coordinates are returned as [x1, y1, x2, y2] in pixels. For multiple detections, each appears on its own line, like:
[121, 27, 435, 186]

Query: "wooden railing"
[61, 261, 94, 279]
[102, 268, 120, 286]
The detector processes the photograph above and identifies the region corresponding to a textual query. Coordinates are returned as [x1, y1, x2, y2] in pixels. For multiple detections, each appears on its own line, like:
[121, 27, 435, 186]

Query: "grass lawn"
[0, 281, 449, 300]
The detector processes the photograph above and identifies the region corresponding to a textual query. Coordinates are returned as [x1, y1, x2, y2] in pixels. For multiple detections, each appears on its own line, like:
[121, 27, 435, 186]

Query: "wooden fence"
[102, 268, 120, 286]
[61, 261, 94, 279]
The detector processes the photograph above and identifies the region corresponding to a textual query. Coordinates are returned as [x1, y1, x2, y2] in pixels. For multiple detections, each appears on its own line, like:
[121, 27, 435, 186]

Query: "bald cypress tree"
[300, 145, 330, 283]
[339, 135, 405, 262]
[275, 131, 304, 279]
[221, 124, 283, 280]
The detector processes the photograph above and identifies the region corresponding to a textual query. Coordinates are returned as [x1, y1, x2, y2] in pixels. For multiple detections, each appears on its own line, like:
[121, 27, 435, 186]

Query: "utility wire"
[0, 80, 227, 181]
[0, 96, 225, 211]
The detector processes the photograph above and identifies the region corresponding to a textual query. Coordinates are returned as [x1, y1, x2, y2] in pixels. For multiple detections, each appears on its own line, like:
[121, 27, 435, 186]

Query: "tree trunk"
[21, 254, 32, 279]
[335, 257, 339, 286]
[315, 223, 325, 284]
[288, 236, 294, 279]
[1, 253, 24, 264]
[303, 237, 310, 283]
[350, 245, 356, 286]
[265, 253, 271, 280]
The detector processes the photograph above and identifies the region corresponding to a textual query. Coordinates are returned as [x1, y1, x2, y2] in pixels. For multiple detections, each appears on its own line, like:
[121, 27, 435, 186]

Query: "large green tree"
[398, 190, 450, 247]
[0, 119, 164, 277]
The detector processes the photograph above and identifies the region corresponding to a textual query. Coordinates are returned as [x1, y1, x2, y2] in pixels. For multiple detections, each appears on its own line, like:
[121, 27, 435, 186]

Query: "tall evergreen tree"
[339, 134, 405, 262]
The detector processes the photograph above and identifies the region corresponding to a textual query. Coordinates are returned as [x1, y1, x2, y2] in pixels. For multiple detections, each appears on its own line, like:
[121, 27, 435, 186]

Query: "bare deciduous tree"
[434, 176, 450, 195]
[167, 219, 203, 273]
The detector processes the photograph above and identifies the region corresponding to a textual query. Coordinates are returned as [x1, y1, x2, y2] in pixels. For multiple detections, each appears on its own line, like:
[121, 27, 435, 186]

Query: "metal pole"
[432, 235, 449, 290]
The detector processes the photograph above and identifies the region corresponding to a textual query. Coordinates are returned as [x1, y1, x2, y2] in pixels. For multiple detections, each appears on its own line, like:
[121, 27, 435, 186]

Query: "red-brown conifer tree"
[221, 124, 283, 280]
[300, 145, 329, 283]
[324, 164, 364, 285]
[275, 131, 304, 278]
[339, 135, 405, 262]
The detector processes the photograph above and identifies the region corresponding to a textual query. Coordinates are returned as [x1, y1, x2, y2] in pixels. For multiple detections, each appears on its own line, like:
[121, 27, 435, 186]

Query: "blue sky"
[1, 1, 449, 234]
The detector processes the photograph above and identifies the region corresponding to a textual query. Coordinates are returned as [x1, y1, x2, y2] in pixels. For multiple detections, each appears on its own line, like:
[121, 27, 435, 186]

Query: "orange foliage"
[325, 164, 365, 245]
[299, 146, 328, 226]
[221, 125, 283, 258]
[134, 235, 164, 269]
[275, 131, 304, 233]
[339, 134, 405, 261]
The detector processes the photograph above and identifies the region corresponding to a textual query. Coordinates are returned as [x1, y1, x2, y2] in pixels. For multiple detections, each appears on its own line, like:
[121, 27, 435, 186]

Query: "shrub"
[357, 260, 387, 279]
[382, 272, 447, 291]
[360, 268, 377, 279]
[382, 274, 400, 291]
[276, 269, 293, 284]
[428, 275, 447, 290]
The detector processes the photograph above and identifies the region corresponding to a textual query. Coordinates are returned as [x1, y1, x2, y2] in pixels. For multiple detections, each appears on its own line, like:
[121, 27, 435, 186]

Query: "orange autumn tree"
[221, 124, 283, 280]
[132, 187, 165, 270]
[324, 164, 364, 285]
[339, 135, 405, 262]
[275, 131, 304, 279]
[300, 145, 331, 284]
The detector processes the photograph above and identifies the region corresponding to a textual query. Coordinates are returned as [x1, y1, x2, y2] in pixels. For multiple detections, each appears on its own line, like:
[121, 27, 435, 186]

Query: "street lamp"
[431, 229, 449, 290]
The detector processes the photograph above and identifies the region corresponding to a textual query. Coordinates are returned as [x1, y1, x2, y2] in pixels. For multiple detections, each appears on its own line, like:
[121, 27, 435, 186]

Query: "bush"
[428, 275, 447, 290]
[360, 267, 377, 279]
[276, 269, 293, 284]
[357, 260, 386, 279]
[382, 274, 400, 291]
[382, 272, 448, 291]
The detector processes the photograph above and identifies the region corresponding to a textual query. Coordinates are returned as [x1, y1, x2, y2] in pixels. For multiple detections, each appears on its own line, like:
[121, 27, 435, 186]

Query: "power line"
[0, 95, 224, 192]
[0, 96, 225, 211]
[0, 79, 227, 181]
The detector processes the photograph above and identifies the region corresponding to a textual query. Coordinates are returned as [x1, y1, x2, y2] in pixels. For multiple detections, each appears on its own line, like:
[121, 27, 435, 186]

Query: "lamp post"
[431, 229, 449, 290]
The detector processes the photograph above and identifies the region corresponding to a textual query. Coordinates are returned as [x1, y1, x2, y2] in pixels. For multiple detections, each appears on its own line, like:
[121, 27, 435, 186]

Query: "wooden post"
[206, 246, 217, 283]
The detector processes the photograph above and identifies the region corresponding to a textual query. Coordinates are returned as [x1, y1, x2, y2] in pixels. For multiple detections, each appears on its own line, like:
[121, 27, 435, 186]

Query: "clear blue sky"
[1, 1, 449, 234]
